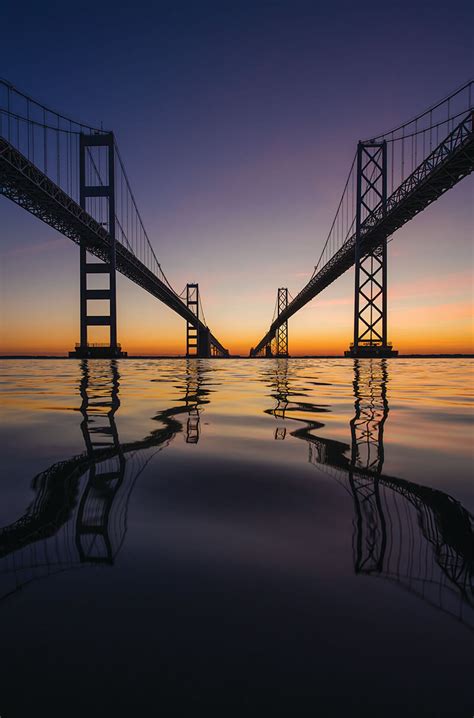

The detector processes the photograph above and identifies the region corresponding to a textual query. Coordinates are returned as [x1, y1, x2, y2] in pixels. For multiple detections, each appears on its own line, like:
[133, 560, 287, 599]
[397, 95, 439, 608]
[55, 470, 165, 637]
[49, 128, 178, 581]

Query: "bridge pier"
[345, 141, 397, 358]
[69, 133, 126, 359]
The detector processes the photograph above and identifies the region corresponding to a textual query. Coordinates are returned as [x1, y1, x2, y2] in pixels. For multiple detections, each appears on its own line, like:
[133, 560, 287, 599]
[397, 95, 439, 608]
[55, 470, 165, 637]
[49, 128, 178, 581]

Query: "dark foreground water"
[0, 358, 472, 717]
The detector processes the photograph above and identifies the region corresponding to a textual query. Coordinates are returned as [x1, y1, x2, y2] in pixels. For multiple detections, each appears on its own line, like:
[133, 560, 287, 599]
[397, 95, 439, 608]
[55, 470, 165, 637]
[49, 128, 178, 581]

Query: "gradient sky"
[1, 0, 473, 355]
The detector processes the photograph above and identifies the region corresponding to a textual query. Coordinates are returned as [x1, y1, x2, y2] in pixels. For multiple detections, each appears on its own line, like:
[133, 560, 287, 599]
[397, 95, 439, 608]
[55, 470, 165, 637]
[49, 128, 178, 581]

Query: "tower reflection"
[182, 359, 209, 443]
[264, 358, 474, 629]
[0, 359, 210, 599]
[76, 360, 126, 563]
[350, 359, 388, 474]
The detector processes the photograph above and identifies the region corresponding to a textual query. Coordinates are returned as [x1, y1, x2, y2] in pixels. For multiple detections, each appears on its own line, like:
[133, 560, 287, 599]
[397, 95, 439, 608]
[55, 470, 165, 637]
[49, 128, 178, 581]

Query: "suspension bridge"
[0, 79, 228, 358]
[0, 80, 473, 358]
[251, 81, 474, 358]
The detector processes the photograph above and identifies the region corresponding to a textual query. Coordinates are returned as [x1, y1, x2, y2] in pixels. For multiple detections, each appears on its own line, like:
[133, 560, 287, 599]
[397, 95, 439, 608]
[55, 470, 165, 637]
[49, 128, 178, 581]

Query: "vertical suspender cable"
[57, 115, 60, 186]
[27, 99, 30, 159]
[43, 108, 47, 175]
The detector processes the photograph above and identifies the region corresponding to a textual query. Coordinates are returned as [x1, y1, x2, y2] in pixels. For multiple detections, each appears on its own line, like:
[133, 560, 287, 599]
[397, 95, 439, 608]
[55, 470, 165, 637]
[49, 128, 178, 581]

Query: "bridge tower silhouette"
[345, 142, 397, 357]
[259, 287, 289, 357]
[186, 283, 211, 357]
[275, 288, 289, 357]
[70, 133, 126, 358]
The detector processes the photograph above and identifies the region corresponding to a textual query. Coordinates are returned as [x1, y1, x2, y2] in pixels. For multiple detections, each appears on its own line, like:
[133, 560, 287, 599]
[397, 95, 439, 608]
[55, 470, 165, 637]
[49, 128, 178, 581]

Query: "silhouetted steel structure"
[346, 142, 396, 357]
[0, 79, 228, 358]
[250, 82, 474, 356]
[276, 288, 289, 356]
[73, 133, 125, 358]
[186, 283, 199, 356]
[186, 283, 211, 357]
[253, 287, 289, 357]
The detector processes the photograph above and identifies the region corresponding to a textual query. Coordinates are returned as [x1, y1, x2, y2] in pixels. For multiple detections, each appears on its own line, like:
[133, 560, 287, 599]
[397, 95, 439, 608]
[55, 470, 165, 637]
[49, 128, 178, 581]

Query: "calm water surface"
[0, 358, 472, 716]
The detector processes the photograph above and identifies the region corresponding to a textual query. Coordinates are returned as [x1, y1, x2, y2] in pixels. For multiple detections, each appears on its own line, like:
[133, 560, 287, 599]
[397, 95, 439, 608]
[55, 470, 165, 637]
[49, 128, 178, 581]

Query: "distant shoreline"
[1, 355, 473, 360]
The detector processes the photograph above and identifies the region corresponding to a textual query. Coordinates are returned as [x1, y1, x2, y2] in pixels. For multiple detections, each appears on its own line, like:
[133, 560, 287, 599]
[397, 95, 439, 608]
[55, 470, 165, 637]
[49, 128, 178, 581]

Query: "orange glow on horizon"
[1, 302, 472, 357]
[1, 234, 472, 357]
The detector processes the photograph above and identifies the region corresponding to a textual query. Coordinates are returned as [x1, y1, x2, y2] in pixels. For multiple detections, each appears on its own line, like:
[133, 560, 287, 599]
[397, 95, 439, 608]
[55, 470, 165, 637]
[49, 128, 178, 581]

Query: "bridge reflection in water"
[1, 359, 472, 633]
[0, 359, 208, 599]
[266, 359, 473, 630]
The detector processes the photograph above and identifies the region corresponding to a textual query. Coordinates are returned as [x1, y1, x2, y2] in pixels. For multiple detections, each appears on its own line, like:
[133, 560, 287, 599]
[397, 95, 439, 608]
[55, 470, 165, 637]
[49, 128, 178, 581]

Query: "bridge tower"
[70, 133, 126, 359]
[186, 283, 210, 358]
[275, 288, 289, 357]
[345, 141, 397, 358]
[264, 287, 289, 357]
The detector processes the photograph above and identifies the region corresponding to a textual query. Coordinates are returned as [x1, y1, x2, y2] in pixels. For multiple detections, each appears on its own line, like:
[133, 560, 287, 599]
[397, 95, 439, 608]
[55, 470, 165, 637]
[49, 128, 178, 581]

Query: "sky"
[0, 0, 473, 356]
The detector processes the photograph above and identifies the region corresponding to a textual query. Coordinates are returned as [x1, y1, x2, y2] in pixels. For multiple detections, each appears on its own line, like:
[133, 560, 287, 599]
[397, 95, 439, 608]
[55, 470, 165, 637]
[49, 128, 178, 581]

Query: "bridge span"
[1, 79, 472, 358]
[0, 79, 228, 358]
[251, 81, 474, 358]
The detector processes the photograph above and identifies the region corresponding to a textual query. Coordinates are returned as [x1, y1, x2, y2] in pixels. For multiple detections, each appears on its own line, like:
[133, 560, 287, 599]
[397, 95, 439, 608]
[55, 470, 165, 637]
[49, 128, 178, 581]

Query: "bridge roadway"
[251, 112, 474, 355]
[0, 136, 228, 356]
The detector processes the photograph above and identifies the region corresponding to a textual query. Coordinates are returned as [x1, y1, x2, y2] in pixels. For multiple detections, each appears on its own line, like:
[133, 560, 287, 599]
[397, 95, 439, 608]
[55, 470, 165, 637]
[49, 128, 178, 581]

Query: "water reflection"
[1, 357, 472, 634]
[0, 359, 209, 599]
[264, 358, 474, 629]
